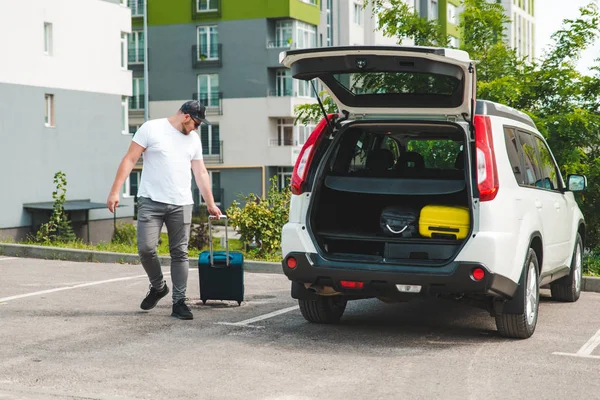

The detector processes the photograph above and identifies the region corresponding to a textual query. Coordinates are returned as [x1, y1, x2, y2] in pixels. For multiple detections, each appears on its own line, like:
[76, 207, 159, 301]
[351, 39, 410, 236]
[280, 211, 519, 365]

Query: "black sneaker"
[171, 299, 193, 320]
[140, 282, 169, 310]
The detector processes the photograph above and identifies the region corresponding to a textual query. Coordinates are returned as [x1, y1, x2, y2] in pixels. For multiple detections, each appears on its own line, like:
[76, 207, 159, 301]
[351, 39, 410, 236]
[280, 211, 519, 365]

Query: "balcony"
[192, 0, 221, 19]
[266, 144, 303, 166]
[192, 92, 223, 115]
[128, 0, 144, 17]
[266, 90, 317, 118]
[128, 48, 144, 64]
[129, 95, 145, 112]
[192, 44, 222, 68]
[203, 141, 224, 164]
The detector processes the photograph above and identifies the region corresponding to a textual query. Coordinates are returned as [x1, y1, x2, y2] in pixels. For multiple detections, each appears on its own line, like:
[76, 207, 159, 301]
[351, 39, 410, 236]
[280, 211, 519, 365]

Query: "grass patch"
[4, 236, 280, 262]
[584, 251, 600, 277]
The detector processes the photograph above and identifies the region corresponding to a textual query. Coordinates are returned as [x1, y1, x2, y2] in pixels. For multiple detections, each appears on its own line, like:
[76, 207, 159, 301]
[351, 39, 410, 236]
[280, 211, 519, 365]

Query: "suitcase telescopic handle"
[208, 215, 229, 267]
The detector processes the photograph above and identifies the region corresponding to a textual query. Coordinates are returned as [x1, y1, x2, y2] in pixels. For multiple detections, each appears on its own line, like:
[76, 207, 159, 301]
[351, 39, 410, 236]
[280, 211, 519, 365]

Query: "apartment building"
[126, 0, 412, 213]
[415, 0, 461, 47]
[0, 0, 133, 242]
[500, 0, 535, 61]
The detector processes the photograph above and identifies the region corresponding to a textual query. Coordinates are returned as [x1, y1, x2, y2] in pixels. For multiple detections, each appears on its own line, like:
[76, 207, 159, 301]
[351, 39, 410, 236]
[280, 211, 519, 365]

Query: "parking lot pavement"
[2, 256, 600, 400]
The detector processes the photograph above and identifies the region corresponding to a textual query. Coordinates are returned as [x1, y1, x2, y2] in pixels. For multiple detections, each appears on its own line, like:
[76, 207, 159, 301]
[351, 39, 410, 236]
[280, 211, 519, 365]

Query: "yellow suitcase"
[419, 205, 470, 240]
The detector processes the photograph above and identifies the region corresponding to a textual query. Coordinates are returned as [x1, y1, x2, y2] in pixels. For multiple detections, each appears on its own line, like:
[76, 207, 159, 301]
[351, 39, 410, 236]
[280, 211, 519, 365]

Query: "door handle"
[535, 200, 543, 209]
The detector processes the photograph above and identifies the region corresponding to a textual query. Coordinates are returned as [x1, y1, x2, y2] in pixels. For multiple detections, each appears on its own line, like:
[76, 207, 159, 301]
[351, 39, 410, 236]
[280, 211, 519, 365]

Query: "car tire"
[495, 248, 540, 339]
[298, 296, 347, 324]
[550, 233, 583, 302]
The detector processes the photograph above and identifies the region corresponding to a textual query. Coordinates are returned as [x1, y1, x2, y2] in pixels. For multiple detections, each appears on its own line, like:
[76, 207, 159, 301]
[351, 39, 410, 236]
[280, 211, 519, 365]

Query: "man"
[107, 100, 222, 320]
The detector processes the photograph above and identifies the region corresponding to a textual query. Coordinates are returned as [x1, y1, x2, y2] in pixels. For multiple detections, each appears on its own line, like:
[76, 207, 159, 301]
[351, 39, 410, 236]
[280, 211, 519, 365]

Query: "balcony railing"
[192, 44, 222, 68]
[203, 141, 224, 164]
[268, 89, 298, 97]
[192, 92, 223, 115]
[192, 0, 221, 19]
[269, 139, 298, 146]
[128, 0, 144, 16]
[128, 48, 144, 64]
[129, 95, 145, 110]
[267, 40, 295, 49]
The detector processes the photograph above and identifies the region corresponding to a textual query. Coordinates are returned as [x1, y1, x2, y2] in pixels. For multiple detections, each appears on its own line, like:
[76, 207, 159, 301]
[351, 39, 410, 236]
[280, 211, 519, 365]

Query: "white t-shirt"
[132, 118, 203, 206]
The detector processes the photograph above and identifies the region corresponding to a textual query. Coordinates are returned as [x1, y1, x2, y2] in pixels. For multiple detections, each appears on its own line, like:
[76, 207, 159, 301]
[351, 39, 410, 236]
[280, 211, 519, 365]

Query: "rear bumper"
[282, 252, 518, 299]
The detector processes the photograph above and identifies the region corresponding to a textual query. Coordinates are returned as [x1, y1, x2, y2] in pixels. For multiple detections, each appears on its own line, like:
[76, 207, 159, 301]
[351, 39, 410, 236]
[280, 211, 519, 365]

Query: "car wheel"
[495, 248, 540, 339]
[550, 233, 583, 302]
[298, 296, 347, 324]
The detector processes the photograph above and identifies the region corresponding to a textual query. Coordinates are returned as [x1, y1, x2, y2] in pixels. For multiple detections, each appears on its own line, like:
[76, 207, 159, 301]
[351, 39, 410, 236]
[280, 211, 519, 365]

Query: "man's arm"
[106, 141, 145, 213]
[191, 159, 222, 217]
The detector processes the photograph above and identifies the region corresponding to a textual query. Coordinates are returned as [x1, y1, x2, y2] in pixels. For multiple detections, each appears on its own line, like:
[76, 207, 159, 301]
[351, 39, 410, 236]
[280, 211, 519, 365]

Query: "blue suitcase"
[198, 216, 244, 305]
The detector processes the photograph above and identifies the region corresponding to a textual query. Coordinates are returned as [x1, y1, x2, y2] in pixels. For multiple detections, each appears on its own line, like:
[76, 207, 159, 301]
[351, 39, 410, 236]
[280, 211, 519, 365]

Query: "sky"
[534, 0, 599, 75]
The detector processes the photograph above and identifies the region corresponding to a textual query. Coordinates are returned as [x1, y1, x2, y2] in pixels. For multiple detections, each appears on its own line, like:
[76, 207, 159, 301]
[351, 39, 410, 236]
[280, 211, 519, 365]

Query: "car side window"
[516, 131, 543, 188]
[534, 136, 561, 191]
[503, 127, 524, 184]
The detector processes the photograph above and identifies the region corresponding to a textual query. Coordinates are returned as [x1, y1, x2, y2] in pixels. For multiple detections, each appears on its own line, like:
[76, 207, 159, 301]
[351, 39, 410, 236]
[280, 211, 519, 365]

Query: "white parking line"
[0, 274, 151, 303]
[554, 328, 600, 359]
[215, 305, 300, 328]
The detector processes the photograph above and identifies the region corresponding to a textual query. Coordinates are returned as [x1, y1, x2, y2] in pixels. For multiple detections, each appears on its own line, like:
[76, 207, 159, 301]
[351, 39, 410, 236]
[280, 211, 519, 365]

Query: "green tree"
[35, 171, 76, 243]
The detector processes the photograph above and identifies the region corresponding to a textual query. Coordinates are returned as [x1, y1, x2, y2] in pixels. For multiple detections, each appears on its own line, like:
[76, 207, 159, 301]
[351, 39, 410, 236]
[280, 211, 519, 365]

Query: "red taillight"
[340, 280, 364, 289]
[472, 267, 485, 281]
[474, 115, 499, 202]
[286, 257, 297, 269]
[291, 114, 337, 195]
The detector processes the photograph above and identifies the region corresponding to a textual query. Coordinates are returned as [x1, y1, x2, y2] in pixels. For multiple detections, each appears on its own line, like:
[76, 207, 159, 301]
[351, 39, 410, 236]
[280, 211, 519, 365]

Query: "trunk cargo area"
[308, 121, 472, 265]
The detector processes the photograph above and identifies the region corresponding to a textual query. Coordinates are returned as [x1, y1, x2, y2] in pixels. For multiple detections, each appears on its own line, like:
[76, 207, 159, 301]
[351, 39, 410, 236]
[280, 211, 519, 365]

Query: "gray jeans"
[136, 196, 192, 303]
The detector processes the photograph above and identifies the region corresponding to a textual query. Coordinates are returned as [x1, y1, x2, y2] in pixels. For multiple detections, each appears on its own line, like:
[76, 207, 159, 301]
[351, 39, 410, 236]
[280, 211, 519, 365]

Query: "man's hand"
[107, 192, 120, 213]
[207, 204, 222, 217]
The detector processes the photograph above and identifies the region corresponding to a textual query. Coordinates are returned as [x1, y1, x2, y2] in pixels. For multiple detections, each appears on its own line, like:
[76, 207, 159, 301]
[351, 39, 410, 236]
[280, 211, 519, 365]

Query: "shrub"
[112, 222, 137, 246]
[226, 176, 291, 256]
[189, 222, 210, 251]
[35, 171, 76, 243]
[584, 250, 600, 276]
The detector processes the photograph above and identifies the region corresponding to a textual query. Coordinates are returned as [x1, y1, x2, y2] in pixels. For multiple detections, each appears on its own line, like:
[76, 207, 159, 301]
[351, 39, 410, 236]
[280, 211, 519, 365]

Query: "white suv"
[279, 46, 587, 339]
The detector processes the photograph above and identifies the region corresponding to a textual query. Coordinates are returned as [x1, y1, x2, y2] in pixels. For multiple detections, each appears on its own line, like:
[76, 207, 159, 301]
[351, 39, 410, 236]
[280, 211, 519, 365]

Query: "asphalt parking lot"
[1, 255, 600, 400]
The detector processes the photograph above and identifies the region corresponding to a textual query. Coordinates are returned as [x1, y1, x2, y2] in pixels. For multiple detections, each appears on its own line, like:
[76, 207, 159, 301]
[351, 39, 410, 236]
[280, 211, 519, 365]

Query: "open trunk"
[308, 121, 473, 265]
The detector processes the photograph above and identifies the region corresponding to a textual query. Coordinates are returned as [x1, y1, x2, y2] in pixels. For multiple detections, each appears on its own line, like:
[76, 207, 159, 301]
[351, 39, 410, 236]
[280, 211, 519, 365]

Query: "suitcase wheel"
[201, 299, 207, 305]
[237, 301, 241, 306]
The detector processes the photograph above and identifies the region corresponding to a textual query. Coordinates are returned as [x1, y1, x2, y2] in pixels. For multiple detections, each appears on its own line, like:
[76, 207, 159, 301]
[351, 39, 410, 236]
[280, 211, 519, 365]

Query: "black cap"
[180, 100, 210, 125]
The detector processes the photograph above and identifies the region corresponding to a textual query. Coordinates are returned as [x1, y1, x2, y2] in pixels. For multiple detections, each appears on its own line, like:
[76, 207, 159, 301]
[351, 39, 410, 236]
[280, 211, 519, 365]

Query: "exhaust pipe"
[304, 283, 341, 296]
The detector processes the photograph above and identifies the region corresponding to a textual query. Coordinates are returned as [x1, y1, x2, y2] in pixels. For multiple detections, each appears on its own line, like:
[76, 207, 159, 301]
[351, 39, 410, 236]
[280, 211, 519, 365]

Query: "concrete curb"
[0, 243, 282, 274]
[1, 243, 599, 293]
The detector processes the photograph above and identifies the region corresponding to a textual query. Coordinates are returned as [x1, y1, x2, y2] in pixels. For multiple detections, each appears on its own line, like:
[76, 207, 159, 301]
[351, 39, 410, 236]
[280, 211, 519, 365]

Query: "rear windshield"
[334, 72, 461, 96]
[329, 128, 464, 180]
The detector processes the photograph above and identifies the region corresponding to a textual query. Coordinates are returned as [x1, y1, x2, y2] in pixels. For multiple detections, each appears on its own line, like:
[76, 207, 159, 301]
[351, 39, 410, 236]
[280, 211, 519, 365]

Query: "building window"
[130, 78, 144, 110]
[121, 96, 128, 134]
[197, 0, 218, 12]
[276, 69, 293, 96]
[298, 79, 316, 98]
[275, 21, 293, 48]
[200, 124, 220, 155]
[296, 21, 317, 49]
[128, 31, 144, 63]
[45, 94, 55, 127]
[197, 26, 219, 60]
[199, 171, 221, 205]
[130, 0, 144, 16]
[44, 22, 53, 55]
[277, 167, 293, 190]
[449, 36, 459, 48]
[429, 0, 438, 20]
[120, 33, 127, 69]
[298, 122, 316, 145]
[129, 124, 141, 135]
[353, 3, 363, 25]
[447, 4, 458, 25]
[276, 119, 295, 146]
[124, 171, 141, 197]
[197, 74, 219, 108]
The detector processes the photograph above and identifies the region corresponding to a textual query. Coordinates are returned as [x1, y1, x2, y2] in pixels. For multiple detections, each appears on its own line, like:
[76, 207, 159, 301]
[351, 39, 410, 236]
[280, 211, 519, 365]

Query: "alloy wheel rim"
[526, 262, 538, 326]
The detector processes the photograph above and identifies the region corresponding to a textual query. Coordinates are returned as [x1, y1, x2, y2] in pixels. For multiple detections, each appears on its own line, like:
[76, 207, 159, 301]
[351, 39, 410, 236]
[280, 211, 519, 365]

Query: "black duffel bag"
[380, 206, 419, 237]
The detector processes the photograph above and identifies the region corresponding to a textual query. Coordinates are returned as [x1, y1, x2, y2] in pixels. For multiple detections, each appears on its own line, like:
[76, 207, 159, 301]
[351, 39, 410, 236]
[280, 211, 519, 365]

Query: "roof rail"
[476, 100, 536, 129]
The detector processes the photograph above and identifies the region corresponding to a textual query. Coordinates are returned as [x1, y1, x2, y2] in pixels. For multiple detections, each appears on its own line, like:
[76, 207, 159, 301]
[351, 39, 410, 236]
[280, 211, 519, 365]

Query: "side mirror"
[567, 174, 587, 192]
